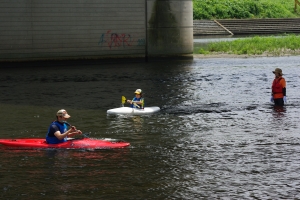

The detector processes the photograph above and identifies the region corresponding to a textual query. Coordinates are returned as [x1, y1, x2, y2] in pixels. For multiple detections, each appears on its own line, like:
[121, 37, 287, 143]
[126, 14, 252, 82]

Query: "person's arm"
[133, 101, 142, 105]
[282, 78, 286, 96]
[133, 98, 144, 108]
[283, 87, 286, 96]
[132, 98, 144, 105]
[54, 127, 81, 140]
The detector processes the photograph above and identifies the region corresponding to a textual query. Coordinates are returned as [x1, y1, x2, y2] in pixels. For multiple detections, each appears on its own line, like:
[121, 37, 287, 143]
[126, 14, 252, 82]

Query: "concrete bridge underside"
[0, 0, 193, 62]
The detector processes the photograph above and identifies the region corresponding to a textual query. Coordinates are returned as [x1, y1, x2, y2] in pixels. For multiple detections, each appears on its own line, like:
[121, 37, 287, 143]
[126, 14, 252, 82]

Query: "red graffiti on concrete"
[98, 30, 134, 49]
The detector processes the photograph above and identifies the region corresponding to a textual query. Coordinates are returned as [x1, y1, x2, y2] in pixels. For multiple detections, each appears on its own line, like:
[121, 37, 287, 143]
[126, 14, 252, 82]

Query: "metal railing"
[194, 18, 300, 35]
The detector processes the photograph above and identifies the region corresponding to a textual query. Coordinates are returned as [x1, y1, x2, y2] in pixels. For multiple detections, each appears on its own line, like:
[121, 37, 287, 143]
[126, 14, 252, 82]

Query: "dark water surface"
[1, 56, 300, 199]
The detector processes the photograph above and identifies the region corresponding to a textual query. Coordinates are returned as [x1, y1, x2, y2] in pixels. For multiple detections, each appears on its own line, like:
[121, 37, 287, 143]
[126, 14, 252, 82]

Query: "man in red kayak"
[46, 109, 82, 144]
[270, 68, 286, 106]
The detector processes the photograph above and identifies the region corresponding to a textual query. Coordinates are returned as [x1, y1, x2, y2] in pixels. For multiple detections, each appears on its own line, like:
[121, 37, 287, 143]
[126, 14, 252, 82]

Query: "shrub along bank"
[193, 0, 299, 19]
[197, 34, 300, 56]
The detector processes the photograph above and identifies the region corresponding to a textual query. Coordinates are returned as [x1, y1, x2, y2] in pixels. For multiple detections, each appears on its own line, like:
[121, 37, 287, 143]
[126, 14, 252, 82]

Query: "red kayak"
[0, 138, 130, 149]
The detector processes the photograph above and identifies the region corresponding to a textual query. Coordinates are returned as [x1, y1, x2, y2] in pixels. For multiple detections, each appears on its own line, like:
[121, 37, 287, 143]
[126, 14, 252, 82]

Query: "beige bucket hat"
[272, 68, 283, 76]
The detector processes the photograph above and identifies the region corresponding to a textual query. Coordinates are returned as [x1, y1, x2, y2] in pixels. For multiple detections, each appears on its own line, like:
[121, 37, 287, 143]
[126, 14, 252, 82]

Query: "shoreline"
[193, 35, 300, 59]
[193, 52, 300, 59]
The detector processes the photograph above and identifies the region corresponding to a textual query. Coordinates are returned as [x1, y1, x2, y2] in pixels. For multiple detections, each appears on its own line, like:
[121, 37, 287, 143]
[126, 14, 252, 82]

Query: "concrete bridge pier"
[0, 0, 193, 62]
[147, 0, 193, 58]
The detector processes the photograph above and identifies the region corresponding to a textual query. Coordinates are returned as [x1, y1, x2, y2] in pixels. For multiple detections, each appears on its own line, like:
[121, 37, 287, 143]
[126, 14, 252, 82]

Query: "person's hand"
[67, 128, 82, 137]
[283, 96, 287, 103]
[71, 126, 77, 132]
[270, 96, 274, 102]
[127, 100, 132, 104]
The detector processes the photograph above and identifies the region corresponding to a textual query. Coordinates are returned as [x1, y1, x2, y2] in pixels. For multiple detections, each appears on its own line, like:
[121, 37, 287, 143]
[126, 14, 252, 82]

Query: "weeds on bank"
[197, 34, 300, 56]
[193, 0, 298, 19]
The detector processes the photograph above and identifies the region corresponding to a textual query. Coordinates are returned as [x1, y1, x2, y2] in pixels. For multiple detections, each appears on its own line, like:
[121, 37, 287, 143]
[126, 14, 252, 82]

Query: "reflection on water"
[1, 56, 300, 199]
[0, 148, 131, 199]
[273, 105, 286, 116]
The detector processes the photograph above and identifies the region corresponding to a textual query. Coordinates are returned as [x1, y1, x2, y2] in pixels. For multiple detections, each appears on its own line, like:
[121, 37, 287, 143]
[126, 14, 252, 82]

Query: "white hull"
[107, 107, 160, 115]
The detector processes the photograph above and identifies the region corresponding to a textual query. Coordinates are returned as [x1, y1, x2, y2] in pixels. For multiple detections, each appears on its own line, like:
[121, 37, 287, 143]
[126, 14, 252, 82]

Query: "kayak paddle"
[122, 96, 127, 106]
[122, 96, 140, 108]
[64, 121, 89, 138]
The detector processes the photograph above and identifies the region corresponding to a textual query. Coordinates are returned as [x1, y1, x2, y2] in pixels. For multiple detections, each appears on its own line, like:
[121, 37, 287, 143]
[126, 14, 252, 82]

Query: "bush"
[197, 35, 300, 55]
[193, 0, 299, 19]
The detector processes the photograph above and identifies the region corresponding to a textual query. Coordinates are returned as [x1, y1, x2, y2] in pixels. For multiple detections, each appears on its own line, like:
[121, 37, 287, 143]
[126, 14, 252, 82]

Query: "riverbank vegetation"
[196, 35, 300, 56]
[193, 0, 300, 19]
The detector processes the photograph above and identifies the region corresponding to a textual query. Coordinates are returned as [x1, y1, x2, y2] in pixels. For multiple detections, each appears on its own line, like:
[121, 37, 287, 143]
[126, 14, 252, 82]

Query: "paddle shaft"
[122, 96, 142, 108]
[64, 121, 89, 138]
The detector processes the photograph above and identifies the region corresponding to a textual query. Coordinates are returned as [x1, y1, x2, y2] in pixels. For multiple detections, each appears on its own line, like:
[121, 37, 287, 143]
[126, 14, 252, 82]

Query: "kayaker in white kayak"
[127, 89, 144, 109]
[46, 109, 82, 144]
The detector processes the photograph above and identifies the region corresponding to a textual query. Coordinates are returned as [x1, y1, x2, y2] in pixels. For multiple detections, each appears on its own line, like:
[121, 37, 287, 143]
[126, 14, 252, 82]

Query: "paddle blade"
[122, 96, 126, 104]
[141, 99, 144, 108]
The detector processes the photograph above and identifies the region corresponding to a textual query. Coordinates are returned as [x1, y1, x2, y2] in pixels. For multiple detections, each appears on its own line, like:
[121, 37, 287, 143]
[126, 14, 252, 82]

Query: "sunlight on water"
[0, 56, 300, 199]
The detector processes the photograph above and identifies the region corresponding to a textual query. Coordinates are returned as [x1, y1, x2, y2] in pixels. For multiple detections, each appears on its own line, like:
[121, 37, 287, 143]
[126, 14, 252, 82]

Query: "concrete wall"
[0, 0, 193, 62]
[147, 0, 193, 56]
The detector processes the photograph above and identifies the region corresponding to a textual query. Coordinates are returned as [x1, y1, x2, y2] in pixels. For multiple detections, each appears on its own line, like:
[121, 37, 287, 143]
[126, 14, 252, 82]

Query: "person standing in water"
[270, 68, 286, 106]
[127, 89, 144, 109]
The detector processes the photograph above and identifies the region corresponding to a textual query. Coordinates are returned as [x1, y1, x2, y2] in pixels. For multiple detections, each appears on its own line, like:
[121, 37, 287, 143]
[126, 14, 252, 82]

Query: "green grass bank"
[193, 0, 300, 19]
[196, 35, 300, 56]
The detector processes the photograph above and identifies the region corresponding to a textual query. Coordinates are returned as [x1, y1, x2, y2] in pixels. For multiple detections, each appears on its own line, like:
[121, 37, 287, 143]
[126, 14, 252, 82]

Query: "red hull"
[0, 138, 130, 149]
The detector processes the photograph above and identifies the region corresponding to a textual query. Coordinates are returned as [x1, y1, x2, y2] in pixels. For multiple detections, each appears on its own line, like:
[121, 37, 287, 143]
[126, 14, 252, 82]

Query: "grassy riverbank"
[195, 35, 300, 57]
[193, 0, 300, 19]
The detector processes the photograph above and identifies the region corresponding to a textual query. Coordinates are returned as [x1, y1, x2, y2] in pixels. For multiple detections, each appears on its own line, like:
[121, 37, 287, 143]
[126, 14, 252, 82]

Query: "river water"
[1, 56, 300, 199]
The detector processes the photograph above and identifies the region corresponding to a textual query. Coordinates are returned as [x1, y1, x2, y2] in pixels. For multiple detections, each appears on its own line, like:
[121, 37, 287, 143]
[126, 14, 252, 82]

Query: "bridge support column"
[146, 0, 193, 58]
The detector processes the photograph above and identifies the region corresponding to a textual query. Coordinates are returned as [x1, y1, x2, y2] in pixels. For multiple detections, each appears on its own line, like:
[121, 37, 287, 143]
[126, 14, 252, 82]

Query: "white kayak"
[107, 107, 160, 115]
